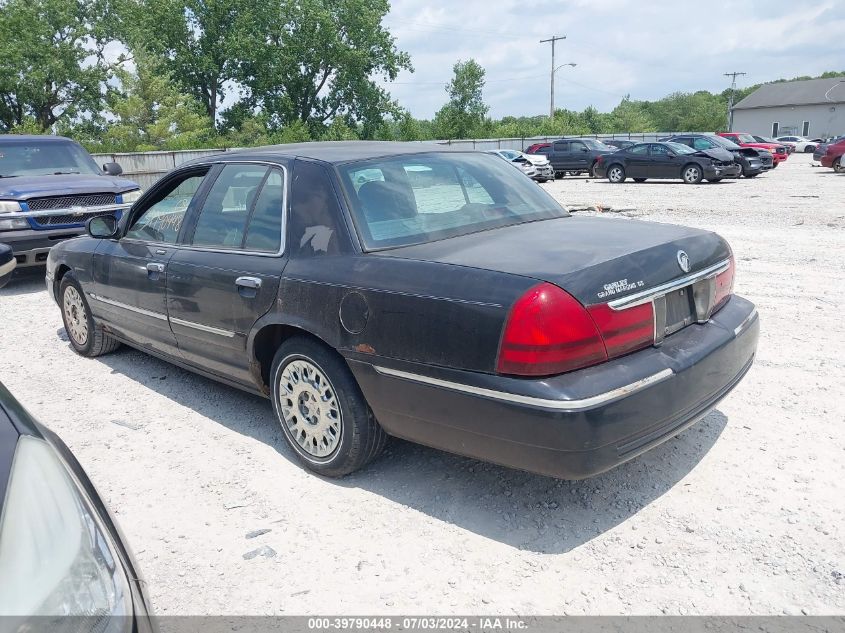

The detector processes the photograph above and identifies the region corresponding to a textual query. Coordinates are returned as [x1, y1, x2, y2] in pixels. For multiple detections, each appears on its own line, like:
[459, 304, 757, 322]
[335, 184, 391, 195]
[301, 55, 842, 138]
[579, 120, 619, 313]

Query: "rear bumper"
[820, 154, 840, 168]
[0, 227, 83, 267]
[349, 295, 759, 479]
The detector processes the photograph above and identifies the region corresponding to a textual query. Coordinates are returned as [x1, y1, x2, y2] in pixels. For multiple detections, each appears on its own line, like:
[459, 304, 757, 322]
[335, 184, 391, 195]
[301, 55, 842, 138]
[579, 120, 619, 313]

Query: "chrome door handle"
[146, 262, 165, 273]
[235, 276, 262, 289]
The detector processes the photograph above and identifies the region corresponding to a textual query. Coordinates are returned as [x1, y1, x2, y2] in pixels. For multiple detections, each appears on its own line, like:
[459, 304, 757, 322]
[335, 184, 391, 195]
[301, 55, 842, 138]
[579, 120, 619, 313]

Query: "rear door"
[90, 167, 210, 356]
[624, 144, 650, 178]
[166, 162, 287, 383]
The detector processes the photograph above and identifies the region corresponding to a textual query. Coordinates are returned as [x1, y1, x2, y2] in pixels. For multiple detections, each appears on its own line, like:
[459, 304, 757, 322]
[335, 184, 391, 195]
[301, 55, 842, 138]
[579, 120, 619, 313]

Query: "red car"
[717, 132, 789, 166]
[525, 142, 550, 154]
[820, 137, 845, 172]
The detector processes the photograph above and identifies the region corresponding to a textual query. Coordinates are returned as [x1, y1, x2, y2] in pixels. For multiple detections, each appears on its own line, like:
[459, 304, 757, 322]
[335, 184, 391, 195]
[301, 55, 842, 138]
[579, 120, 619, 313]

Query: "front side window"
[650, 144, 670, 156]
[190, 164, 269, 249]
[552, 141, 569, 152]
[570, 141, 587, 152]
[124, 171, 207, 243]
[339, 152, 568, 250]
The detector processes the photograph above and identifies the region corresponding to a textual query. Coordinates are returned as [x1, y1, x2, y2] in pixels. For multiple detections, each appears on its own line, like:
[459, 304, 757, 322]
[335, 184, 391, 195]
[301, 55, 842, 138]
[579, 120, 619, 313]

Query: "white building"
[731, 76, 845, 139]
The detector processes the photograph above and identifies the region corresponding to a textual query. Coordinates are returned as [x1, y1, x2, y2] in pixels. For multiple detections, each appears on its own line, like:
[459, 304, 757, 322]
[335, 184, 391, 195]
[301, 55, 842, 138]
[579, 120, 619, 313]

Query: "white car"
[776, 136, 818, 153]
[487, 149, 555, 182]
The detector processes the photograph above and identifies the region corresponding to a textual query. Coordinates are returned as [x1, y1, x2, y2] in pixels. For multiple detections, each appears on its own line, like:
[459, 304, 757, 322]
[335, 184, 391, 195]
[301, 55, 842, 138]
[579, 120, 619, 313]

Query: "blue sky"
[381, 0, 845, 118]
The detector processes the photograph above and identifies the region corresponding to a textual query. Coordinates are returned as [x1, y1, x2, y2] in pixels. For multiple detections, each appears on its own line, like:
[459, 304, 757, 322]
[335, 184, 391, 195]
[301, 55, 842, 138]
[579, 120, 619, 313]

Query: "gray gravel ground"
[0, 152, 843, 615]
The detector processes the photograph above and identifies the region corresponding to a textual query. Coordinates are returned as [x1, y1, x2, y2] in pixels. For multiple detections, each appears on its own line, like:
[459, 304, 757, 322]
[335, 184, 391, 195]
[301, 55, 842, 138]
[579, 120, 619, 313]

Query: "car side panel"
[250, 255, 533, 376]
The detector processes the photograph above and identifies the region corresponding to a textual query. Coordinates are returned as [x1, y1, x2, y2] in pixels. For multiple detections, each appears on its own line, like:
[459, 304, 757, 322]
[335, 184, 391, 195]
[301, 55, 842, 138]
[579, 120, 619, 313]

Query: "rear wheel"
[607, 165, 626, 183]
[682, 164, 703, 184]
[270, 337, 387, 477]
[805, 145, 816, 153]
[633, 178, 647, 183]
[706, 178, 723, 183]
[59, 275, 121, 357]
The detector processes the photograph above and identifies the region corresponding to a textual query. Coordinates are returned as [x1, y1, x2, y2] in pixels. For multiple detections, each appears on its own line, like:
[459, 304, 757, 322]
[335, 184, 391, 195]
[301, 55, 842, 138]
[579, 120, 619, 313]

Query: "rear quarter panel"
[269, 254, 535, 373]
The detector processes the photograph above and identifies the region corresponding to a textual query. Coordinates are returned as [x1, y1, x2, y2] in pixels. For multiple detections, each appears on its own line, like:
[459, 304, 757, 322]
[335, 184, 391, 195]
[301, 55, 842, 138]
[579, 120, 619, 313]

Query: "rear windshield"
[337, 152, 568, 249]
[0, 140, 101, 177]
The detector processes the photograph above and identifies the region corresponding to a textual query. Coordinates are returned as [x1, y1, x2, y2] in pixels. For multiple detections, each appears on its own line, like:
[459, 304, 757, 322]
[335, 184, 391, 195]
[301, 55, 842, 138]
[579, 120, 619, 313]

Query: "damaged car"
[594, 141, 741, 184]
[664, 134, 770, 177]
[46, 142, 758, 480]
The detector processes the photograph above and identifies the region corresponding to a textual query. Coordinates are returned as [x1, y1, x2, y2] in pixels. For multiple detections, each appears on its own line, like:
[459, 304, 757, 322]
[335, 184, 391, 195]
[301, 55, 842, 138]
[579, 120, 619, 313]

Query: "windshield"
[665, 142, 696, 155]
[736, 133, 757, 144]
[0, 140, 101, 177]
[338, 152, 568, 250]
[583, 139, 612, 150]
[707, 135, 740, 150]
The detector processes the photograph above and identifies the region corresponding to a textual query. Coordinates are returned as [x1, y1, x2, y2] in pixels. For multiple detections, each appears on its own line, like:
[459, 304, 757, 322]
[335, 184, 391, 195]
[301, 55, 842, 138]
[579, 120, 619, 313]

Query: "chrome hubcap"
[277, 359, 341, 458]
[63, 287, 88, 346]
[684, 167, 699, 182]
[609, 167, 622, 181]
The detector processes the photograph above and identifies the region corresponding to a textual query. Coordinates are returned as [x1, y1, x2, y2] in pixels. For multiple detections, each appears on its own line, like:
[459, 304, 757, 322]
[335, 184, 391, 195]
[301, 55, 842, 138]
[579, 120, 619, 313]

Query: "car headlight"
[120, 190, 143, 204]
[0, 436, 132, 629]
[0, 217, 28, 230]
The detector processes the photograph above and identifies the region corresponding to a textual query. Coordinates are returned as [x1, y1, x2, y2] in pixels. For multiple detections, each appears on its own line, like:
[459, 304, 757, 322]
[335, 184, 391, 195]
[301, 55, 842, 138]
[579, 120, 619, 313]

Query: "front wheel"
[682, 164, 703, 184]
[607, 165, 626, 183]
[270, 337, 387, 477]
[59, 275, 121, 357]
[834, 157, 845, 173]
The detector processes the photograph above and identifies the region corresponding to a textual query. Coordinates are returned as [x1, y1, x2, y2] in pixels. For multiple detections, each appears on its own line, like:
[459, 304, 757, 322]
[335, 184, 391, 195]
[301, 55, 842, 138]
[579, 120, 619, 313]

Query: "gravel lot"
[0, 152, 843, 615]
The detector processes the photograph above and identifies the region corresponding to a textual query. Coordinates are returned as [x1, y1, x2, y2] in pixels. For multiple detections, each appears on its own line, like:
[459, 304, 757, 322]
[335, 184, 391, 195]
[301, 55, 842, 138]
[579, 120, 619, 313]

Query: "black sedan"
[0, 381, 155, 629]
[46, 142, 759, 480]
[664, 134, 769, 177]
[594, 142, 740, 184]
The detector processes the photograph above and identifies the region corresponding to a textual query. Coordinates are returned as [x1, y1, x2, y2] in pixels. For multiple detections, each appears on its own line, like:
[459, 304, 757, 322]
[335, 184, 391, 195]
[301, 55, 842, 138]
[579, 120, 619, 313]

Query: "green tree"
[433, 59, 489, 139]
[98, 53, 214, 152]
[121, 0, 248, 122]
[0, 0, 110, 131]
[237, 0, 411, 136]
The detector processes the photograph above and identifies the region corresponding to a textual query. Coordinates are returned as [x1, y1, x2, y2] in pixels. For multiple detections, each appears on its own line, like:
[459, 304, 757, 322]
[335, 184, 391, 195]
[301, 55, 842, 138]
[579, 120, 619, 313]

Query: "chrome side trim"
[88, 293, 168, 321]
[169, 316, 236, 338]
[608, 259, 731, 310]
[733, 307, 758, 337]
[373, 365, 674, 412]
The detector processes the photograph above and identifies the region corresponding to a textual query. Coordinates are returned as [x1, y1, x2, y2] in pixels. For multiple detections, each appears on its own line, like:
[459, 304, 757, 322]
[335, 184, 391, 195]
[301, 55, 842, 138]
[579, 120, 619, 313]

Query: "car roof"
[0, 134, 76, 144]
[185, 141, 468, 167]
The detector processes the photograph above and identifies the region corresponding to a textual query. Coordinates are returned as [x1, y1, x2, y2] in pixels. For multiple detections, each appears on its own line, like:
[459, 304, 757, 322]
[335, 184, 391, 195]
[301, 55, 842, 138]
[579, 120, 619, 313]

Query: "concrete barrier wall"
[93, 134, 688, 188]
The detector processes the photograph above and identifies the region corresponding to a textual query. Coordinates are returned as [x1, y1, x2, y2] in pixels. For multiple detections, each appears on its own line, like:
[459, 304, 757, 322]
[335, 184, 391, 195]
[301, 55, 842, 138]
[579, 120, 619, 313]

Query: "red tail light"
[587, 302, 655, 357]
[497, 283, 607, 376]
[713, 257, 735, 311]
[596, 154, 604, 164]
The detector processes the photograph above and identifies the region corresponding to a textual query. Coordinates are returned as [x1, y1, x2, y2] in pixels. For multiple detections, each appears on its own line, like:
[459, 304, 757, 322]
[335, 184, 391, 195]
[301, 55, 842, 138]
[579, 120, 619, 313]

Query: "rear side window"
[288, 161, 347, 257]
[190, 164, 269, 249]
[628, 144, 648, 155]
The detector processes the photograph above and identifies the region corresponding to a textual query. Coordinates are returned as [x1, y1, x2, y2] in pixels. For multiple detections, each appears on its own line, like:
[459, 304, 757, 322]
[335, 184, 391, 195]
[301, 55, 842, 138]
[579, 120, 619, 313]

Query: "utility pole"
[541, 35, 566, 118]
[724, 71, 746, 131]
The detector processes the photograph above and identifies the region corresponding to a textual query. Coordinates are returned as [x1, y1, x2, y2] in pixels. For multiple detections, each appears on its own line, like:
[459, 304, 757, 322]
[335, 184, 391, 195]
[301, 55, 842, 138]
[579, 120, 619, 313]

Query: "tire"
[555, 171, 565, 179]
[805, 145, 816, 153]
[706, 178, 723, 183]
[270, 336, 387, 477]
[589, 162, 599, 178]
[834, 157, 845, 173]
[744, 172, 758, 178]
[607, 164, 626, 183]
[682, 163, 703, 184]
[633, 178, 647, 183]
[59, 275, 121, 357]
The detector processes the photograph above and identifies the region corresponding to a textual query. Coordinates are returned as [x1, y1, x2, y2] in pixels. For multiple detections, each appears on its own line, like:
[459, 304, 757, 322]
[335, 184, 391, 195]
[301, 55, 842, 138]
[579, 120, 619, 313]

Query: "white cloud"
[383, 0, 845, 118]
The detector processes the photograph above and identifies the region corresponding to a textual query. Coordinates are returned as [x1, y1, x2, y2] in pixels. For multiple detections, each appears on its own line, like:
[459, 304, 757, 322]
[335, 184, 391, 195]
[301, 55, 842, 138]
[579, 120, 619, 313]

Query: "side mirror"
[87, 215, 119, 239]
[581, 147, 589, 152]
[103, 162, 123, 176]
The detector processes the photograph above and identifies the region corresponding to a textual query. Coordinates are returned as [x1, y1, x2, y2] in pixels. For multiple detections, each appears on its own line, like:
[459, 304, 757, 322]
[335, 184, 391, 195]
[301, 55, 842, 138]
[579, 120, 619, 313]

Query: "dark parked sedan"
[46, 142, 759, 479]
[0, 381, 155, 629]
[664, 134, 768, 177]
[594, 142, 740, 184]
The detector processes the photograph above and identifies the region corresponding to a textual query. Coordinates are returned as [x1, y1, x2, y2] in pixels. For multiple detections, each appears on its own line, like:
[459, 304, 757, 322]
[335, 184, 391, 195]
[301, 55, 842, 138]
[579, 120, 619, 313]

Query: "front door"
[568, 140, 590, 170]
[648, 143, 678, 179]
[166, 163, 287, 383]
[90, 168, 210, 356]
